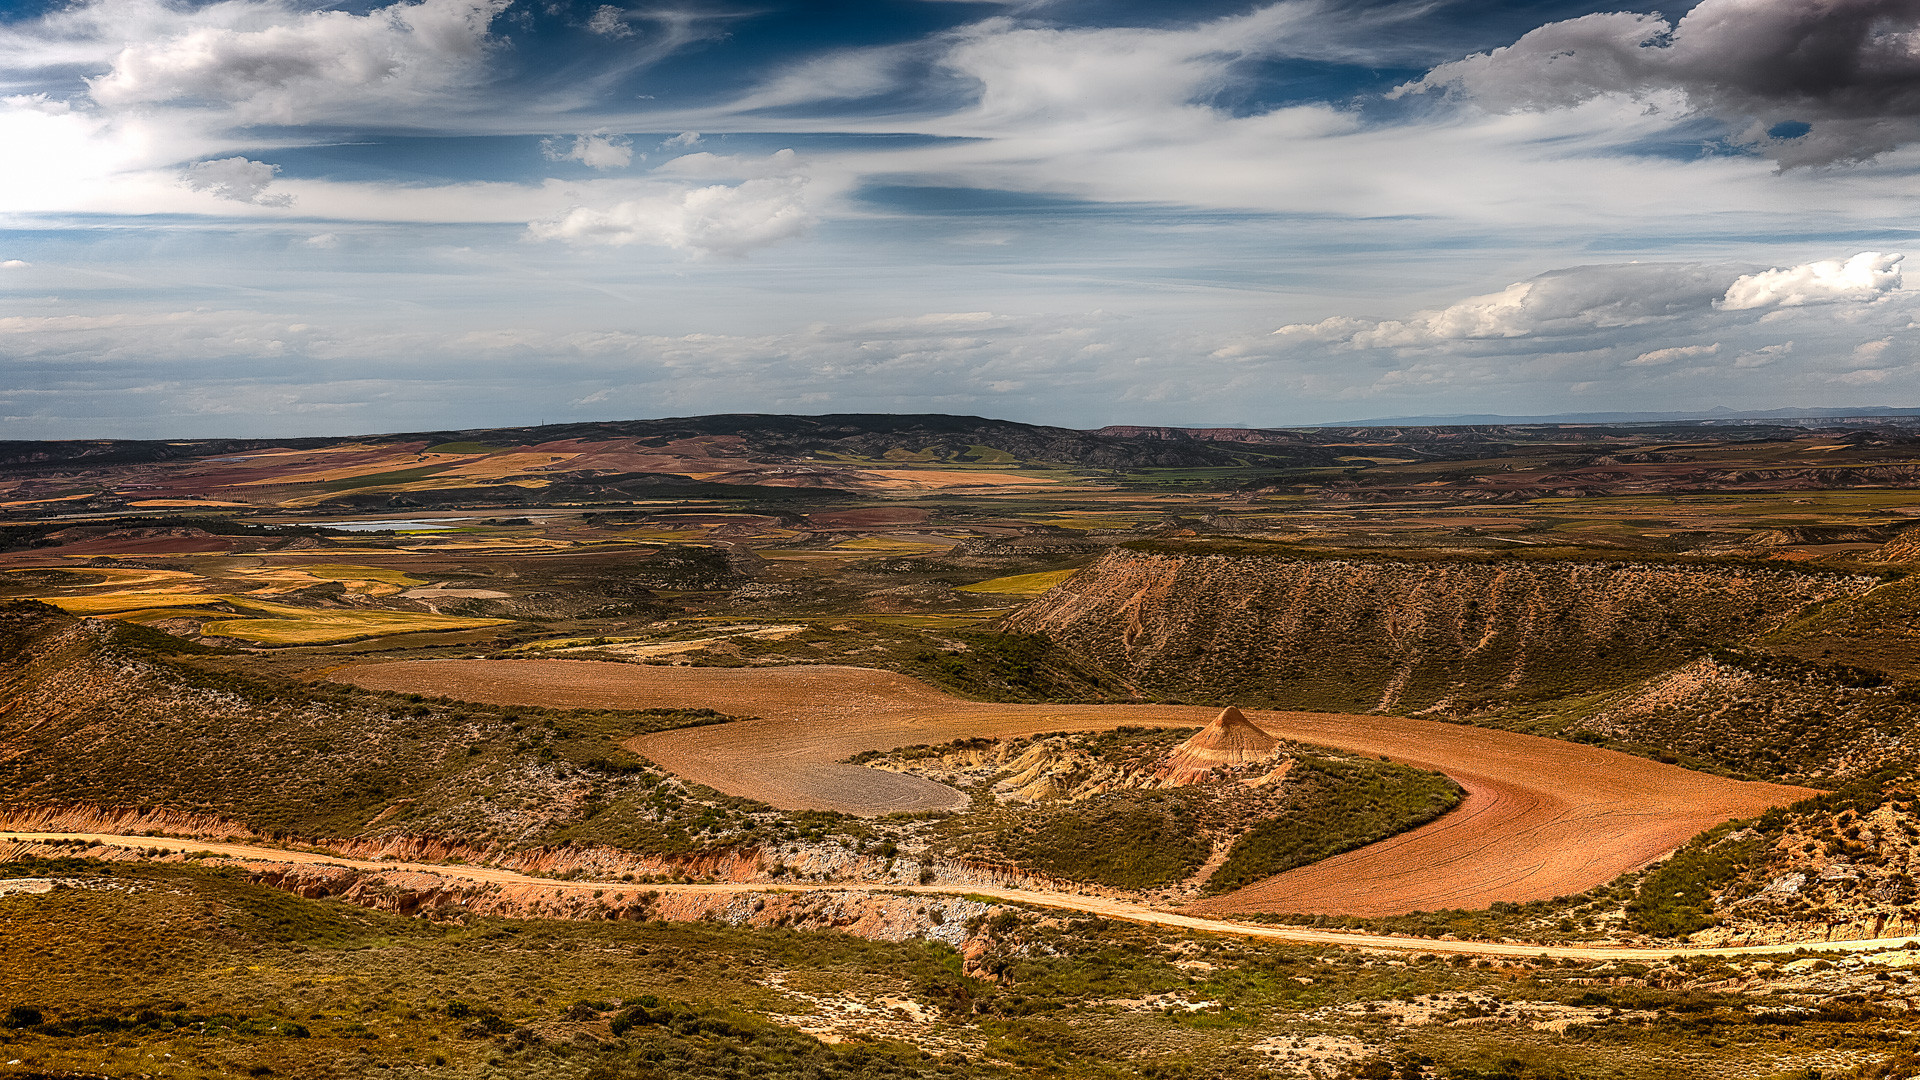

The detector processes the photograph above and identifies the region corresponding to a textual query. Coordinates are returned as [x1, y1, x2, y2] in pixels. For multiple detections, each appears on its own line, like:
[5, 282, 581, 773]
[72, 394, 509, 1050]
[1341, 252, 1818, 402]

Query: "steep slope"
[1007, 547, 1878, 714]
[1552, 653, 1916, 783]
[0, 602, 752, 850]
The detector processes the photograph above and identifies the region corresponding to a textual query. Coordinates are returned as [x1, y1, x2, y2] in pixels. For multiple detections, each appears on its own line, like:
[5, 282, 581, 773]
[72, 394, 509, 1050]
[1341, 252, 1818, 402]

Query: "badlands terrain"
[9, 413, 1920, 1078]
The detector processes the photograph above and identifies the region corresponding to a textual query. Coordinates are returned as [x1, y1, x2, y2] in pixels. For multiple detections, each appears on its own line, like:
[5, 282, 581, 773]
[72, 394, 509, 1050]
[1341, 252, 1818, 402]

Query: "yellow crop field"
[301, 564, 429, 587]
[35, 591, 222, 615]
[28, 589, 507, 644]
[197, 598, 510, 645]
[954, 568, 1078, 595]
[830, 537, 951, 553]
[7, 566, 202, 589]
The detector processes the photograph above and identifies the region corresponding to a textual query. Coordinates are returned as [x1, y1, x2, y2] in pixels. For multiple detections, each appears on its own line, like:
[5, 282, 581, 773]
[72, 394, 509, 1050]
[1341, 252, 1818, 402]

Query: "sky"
[3, 0, 1920, 437]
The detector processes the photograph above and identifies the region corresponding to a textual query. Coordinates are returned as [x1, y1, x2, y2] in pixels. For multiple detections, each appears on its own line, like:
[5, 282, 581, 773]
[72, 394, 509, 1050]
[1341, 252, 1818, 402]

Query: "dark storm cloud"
[1402, 0, 1920, 166]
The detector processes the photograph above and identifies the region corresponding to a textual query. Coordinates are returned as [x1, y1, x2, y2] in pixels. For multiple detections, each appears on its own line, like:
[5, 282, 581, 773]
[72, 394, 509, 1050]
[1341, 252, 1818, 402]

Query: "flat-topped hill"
[1007, 548, 1879, 714]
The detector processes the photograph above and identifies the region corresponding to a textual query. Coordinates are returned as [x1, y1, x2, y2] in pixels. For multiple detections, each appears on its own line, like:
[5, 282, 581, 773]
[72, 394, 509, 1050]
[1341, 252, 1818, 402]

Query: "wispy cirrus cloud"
[5, 0, 1920, 434]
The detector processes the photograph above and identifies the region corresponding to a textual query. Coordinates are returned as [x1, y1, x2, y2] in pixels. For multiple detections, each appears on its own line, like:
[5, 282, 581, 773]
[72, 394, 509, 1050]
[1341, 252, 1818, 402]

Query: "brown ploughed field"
[338, 659, 1815, 916]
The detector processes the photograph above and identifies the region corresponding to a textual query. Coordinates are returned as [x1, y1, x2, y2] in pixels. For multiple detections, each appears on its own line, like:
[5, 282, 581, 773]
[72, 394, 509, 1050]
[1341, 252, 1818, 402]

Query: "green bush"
[1206, 757, 1463, 894]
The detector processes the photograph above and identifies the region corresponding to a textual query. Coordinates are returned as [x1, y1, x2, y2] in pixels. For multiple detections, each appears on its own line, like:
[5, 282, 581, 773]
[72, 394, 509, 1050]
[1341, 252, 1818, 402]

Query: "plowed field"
[337, 659, 1815, 916]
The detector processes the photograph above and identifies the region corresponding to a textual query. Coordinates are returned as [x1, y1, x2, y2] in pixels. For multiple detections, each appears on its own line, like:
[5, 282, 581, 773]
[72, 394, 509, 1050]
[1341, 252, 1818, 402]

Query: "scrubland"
[10, 416, 1920, 1075]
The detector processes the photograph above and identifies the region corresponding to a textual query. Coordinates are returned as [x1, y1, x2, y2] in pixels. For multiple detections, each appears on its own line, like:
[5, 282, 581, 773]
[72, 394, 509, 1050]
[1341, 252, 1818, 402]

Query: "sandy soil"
[336, 659, 1815, 917]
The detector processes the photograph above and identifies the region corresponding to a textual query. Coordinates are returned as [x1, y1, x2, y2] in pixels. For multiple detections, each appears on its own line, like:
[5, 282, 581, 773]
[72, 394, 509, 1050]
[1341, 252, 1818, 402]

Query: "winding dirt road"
[338, 659, 1815, 917]
[3, 831, 1904, 962]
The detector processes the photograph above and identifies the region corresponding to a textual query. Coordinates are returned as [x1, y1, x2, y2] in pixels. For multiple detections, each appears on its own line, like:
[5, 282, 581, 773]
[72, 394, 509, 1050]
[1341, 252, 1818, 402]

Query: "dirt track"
[7, 830, 1905, 962]
[338, 659, 1815, 917]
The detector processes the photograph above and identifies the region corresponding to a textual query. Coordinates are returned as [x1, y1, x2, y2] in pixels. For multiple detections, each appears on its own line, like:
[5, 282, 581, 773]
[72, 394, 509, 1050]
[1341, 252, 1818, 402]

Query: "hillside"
[1541, 653, 1917, 783]
[14, 414, 1920, 517]
[1007, 547, 1879, 714]
[0, 601, 761, 852]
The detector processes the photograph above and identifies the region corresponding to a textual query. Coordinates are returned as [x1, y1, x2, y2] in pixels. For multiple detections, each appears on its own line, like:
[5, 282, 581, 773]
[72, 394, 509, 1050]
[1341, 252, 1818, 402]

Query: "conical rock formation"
[1156, 707, 1283, 787]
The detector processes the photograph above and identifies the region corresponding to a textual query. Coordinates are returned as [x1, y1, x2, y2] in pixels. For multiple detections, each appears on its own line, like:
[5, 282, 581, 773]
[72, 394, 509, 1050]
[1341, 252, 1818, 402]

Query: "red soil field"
[803, 507, 932, 528]
[337, 659, 1815, 916]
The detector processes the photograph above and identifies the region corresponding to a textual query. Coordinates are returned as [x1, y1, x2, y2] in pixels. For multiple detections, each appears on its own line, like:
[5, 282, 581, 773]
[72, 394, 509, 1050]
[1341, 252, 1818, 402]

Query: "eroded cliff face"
[1007, 550, 1879, 714]
[0, 838, 1003, 960]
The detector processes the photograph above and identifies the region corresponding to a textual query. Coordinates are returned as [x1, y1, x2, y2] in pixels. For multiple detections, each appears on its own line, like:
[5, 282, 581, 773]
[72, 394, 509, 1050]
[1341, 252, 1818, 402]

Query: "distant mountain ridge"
[7, 409, 1920, 472]
[1313, 406, 1920, 427]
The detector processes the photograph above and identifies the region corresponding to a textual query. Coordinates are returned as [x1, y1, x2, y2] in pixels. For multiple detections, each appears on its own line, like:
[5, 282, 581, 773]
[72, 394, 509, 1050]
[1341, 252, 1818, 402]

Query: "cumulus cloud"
[85, 0, 510, 123]
[586, 5, 633, 39]
[1719, 252, 1903, 310]
[182, 156, 293, 206]
[1, 260, 28, 269]
[1401, 0, 1920, 166]
[1628, 343, 1721, 367]
[526, 175, 814, 256]
[543, 133, 634, 169]
[1278, 253, 1911, 353]
[1276, 263, 1731, 348]
[662, 131, 702, 149]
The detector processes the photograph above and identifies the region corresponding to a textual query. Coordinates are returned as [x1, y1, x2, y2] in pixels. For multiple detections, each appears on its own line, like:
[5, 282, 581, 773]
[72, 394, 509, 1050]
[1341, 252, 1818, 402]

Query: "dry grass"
[831, 537, 953, 553]
[31, 591, 221, 615]
[300, 563, 430, 587]
[955, 569, 1078, 596]
[198, 599, 509, 644]
[19, 590, 507, 643]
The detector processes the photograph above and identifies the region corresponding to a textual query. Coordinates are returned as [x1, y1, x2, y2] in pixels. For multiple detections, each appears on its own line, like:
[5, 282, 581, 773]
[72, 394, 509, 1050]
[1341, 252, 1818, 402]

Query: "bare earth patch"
[336, 659, 1814, 917]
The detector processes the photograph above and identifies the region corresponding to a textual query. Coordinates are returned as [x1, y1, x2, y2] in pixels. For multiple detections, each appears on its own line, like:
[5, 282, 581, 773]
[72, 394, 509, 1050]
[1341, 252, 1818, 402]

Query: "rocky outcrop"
[1876, 528, 1920, 563]
[0, 837, 1003, 950]
[1007, 549, 1878, 714]
[0, 803, 246, 840]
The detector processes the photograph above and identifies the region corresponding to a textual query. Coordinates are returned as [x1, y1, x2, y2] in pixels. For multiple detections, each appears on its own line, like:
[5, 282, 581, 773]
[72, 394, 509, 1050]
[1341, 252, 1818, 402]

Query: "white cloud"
[526, 175, 815, 256]
[586, 5, 633, 39]
[1838, 366, 1895, 385]
[1276, 263, 1731, 348]
[1274, 254, 1916, 360]
[652, 147, 806, 181]
[1734, 342, 1793, 368]
[1719, 252, 1903, 311]
[182, 156, 292, 206]
[0, 260, 28, 269]
[1854, 337, 1895, 362]
[1401, 0, 1920, 166]
[85, 0, 510, 124]
[662, 131, 702, 149]
[938, 6, 1351, 130]
[543, 133, 634, 170]
[1628, 343, 1721, 367]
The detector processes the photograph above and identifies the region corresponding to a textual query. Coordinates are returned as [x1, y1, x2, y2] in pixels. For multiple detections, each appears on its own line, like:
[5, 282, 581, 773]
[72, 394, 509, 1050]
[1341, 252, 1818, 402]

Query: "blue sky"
[2, 0, 1919, 436]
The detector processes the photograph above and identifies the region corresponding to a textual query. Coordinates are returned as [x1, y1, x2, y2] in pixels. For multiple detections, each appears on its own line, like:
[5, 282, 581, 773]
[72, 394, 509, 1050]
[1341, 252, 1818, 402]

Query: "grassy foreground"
[4, 856, 1918, 1080]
